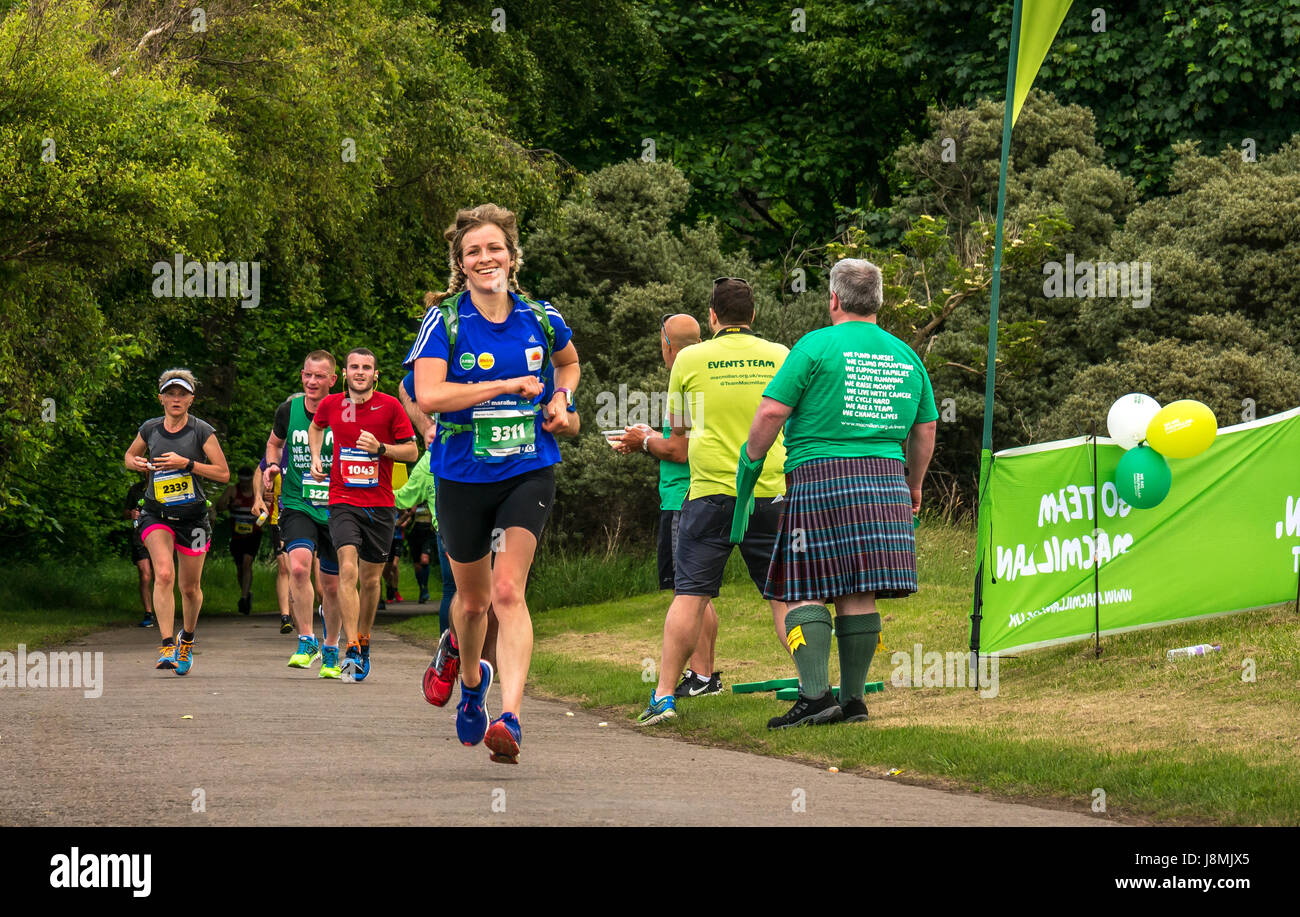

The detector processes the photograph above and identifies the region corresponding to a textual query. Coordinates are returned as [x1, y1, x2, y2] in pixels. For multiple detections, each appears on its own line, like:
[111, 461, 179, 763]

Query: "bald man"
[615, 314, 723, 698]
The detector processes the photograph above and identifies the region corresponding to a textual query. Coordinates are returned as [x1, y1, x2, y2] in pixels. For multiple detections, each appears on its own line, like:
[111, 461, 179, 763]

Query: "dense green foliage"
[3, 0, 1299, 560]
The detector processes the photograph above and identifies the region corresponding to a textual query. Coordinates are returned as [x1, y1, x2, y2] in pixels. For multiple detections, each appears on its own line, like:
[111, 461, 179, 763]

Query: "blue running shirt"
[403, 291, 573, 484]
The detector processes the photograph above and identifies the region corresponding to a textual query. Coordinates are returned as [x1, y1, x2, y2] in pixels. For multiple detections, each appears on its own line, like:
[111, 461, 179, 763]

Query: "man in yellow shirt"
[637, 278, 791, 725]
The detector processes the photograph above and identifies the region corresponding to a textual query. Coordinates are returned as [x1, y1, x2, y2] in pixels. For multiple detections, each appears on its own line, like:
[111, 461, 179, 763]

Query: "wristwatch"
[377, 443, 387, 456]
[185, 459, 195, 472]
[556, 387, 574, 408]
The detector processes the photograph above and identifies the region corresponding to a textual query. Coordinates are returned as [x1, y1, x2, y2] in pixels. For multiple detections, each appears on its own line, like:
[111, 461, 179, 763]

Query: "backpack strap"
[434, 291, 557, 443]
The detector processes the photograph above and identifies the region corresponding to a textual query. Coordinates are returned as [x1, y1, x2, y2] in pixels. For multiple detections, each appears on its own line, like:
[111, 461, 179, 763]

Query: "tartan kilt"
[763, 456, 917, 602]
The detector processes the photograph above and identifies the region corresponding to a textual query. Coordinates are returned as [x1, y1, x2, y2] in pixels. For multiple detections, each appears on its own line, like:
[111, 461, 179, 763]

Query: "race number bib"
[302, 476, 331, 505]
[152, 469, 198, 506]
[339, 447, 379, 488]
[472, 407, 537, 461]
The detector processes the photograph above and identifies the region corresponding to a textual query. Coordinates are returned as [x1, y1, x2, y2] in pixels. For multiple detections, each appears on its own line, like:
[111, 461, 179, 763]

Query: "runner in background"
[214, 466, 261, 615]
[612, 312, 722, 698]
[399, 374, 467, 706]
[123, 473, 155, 628]
[309, 347, 418, 683]
[261, 352, 342, 676]
[379, 461, 409, 609]
[123, 368, 230, 675]
[407, 203, 580, 763]
[254, 454, 293, 634]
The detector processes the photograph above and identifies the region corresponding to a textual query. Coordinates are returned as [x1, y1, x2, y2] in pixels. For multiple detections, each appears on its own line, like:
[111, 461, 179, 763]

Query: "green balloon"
[1114, 446, 1172, 509]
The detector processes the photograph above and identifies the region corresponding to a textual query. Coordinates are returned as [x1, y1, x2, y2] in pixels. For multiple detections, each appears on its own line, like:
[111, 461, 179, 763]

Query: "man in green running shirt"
[261, 350, 345, 677]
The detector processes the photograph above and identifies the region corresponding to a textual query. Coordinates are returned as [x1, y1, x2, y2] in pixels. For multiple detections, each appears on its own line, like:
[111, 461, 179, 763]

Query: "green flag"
[1012, 0, 1074, 124]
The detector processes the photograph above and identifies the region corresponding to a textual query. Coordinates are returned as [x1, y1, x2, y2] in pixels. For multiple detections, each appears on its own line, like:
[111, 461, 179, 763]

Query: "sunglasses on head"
[713, 276, 750, 287]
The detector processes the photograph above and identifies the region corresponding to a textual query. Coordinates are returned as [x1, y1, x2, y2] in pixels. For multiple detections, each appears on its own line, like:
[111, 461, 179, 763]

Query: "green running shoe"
[318, 644, 341, 679]
[287, 636, 320, 669]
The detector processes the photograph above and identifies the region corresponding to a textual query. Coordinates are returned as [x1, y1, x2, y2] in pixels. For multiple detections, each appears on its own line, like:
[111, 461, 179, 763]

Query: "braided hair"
[426, 203, 530, 309]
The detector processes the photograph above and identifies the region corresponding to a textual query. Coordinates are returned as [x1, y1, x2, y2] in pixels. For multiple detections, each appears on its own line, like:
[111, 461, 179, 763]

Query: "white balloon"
[1106, 393, 1161, 450]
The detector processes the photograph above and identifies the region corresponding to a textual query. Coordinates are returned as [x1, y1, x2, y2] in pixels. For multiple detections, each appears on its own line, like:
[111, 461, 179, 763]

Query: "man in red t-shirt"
[309, 348, 418, 682]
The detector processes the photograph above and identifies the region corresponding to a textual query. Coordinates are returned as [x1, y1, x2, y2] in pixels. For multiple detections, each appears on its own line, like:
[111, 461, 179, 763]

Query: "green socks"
[784, 605, 834, 698]
[836, 612, 882, 702]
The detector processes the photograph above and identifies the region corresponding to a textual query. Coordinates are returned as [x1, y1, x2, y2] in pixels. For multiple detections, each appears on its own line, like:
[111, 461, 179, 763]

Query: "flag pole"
[970, 0, 1024, 681]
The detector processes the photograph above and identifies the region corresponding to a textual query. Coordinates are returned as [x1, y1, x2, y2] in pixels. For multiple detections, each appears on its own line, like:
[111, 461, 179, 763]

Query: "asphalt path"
[0, 618, 1105, 826]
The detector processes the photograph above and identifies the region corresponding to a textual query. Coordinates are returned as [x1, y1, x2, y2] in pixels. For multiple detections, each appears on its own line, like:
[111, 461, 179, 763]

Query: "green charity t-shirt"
[658, 422, 690, 511]
[763, 321, 938, 471]
[280, 394, 334, 524]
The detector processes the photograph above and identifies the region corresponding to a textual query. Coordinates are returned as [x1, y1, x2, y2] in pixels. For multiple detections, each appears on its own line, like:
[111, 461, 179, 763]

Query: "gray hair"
[829, 258, 883, 316]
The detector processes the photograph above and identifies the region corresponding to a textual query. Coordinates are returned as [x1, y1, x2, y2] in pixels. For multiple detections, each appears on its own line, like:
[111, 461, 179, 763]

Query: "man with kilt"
[737, 258, 937, 728]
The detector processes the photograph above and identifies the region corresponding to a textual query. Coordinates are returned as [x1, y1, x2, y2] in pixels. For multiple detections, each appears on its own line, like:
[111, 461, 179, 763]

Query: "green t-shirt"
[280, 394, 334, 524]
[667, 330, 788, 499]
[658, 422, 690, 511]
[763, 321, 938, 471]
[395, 456, 438, 530]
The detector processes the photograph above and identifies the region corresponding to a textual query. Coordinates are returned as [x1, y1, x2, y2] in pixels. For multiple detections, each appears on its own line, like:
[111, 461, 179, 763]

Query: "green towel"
[731, 444, 766, 544]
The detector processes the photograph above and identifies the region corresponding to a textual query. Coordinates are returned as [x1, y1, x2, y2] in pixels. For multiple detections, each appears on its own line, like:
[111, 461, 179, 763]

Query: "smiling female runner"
[406, 204, 579, 764]
[124, 369, 230, 675]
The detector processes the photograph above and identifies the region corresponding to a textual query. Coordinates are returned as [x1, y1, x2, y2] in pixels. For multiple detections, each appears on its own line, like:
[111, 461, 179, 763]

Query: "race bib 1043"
[339, 446, 379, 487]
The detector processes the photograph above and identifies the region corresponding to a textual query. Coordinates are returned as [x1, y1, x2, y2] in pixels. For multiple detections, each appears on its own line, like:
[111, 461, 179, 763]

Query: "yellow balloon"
[1145, 400, 1217, 458]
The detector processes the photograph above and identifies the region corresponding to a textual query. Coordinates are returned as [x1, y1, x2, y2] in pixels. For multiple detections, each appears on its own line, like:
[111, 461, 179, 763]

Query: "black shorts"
[229, 529, 263, 561]
[408, 522, 434, 564]
[136, 511, 213, 557]
[328, 504, 398, 565]
[435, 466, 555, 564]
[268, 523, 286, 557]
[279, 507, 339, 575]
[130, 528, 151, 564]
[674, 494, 784, 597]
[656, 509, 681, 590]
[390, 525, 405, 557]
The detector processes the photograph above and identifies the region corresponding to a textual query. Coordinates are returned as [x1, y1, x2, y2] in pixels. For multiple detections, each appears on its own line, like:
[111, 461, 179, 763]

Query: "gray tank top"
[139, 415, 215, 515]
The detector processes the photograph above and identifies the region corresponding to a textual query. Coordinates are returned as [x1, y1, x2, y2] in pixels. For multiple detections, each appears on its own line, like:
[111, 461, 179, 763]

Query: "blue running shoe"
[356, 643, 371, 682]
[287, 635, 320, 669]
[155, 642, 177, 670]
[485, 712, 522, 764]
[174, 637, 195, 676]
[319, 644, 341, 679]
[340, 644, 363, 683]
[635, 691, 676, 726]
[456, 660, 494, 746]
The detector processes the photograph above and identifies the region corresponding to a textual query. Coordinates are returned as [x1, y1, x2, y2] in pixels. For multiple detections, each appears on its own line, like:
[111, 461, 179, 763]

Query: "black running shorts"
[328, 504, 398, 566]
[408, 522, 434, 565]
[279, 507, 339, 575]
[136, 511, 213, 557]
[229, 531, 263, 562]
[435, 466, 555, 564]
[656, 509, 681, 591]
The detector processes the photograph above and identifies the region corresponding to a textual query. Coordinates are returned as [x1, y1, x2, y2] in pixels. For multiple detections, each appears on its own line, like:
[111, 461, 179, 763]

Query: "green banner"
[979, 407, 1300, 654]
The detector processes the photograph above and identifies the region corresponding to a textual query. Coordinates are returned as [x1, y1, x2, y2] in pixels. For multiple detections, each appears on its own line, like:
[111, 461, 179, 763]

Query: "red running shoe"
[422, 629, 460, 706]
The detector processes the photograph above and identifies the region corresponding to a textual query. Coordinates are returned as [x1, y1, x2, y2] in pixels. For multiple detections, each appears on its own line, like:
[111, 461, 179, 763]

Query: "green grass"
[0, 552, 437, 651]
[391, 520, 1300, 825]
